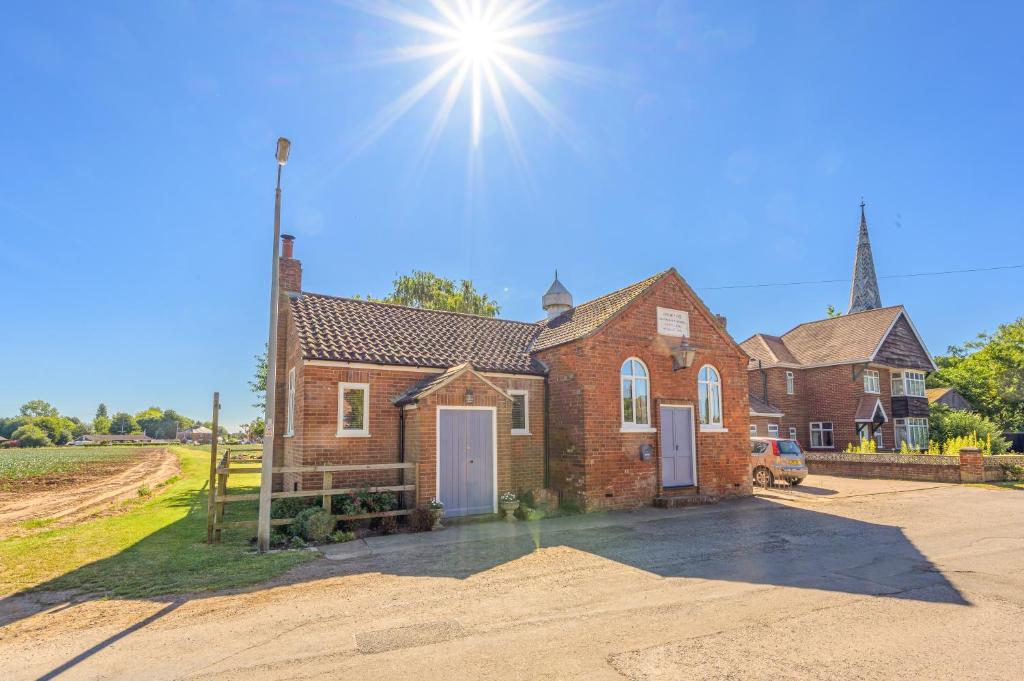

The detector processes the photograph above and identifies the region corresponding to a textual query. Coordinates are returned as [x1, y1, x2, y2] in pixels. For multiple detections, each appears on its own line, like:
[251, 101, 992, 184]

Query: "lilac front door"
[438, 409, 494, 517]
[660, 405, 695, 487]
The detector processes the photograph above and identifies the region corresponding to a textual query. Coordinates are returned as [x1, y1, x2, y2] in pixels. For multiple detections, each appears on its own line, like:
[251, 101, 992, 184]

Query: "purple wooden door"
[660, 406, 695, 487]
[438, 409, 494, 517]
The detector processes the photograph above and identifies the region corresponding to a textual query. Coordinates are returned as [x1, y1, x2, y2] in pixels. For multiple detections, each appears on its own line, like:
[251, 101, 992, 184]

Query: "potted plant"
[427, 498, 445, 531]
[499, 491, 520, 522]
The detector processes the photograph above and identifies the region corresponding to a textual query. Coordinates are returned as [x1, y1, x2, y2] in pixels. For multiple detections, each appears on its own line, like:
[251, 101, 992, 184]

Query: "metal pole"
[206, 392, 220, 543]
[257, 162, 283, 552]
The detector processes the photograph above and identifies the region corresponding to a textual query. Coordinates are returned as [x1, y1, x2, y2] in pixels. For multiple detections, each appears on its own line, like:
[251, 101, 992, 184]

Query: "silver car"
[750, 437, 808, 487]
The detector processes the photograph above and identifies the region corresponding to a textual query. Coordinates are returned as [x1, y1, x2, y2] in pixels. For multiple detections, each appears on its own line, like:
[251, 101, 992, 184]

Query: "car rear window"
[777, 440, 802, 455]
[751, 441, 770, 454]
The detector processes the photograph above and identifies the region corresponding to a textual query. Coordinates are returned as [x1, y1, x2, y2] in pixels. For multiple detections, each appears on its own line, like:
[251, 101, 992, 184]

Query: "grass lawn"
[0, 446, 145, 490]
[972, 481, 1024, 491]
[0, 446, 315, 599]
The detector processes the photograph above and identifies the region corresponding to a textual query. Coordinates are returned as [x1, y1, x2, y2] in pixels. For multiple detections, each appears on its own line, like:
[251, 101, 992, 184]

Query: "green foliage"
[11, 424, 51, 448]
[109, 411, 140, 434]
[328, 530, 357, 543]
[93, 415, 112, 434]
[294, 507, 335, 543]
[0, 416, 31, 439]
[95, 403, 108, 420]
[825, 304, 841, 319]
[20, 400, 59, 418]
[361, 270, 500, 317]
[929, 403, 1009, 454]
[270, 496, 316, 519]
[250, 343, 268, 411]
[930, 317, 1024, 430]
[137, 484, 152, 497]
[845, 438, 877, 454]
[1000, 464, 1024, 482]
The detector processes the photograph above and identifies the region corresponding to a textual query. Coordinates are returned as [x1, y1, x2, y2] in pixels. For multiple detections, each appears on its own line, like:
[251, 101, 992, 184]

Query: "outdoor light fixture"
[670, 342, 698, 371]
[465, 388, 475, 404]
[276, 137, 291, 166]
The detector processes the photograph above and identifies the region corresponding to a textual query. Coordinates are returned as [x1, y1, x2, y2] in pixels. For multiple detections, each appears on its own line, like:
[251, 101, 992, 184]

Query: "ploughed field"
[0, 446, 148, 491]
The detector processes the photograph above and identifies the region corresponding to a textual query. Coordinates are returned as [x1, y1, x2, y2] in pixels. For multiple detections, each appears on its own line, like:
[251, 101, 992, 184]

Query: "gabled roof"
[532, 271, 669, 352]
[291, 293, 547, 375]
[740, 305, 934, 369]
[854, 396, 888, 423]
[748, 393, 784, 417]
[392, 363, 513, 406]
[926, 387, 952, 403]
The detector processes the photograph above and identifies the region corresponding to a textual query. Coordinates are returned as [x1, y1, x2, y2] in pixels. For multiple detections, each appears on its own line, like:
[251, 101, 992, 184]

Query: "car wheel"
[789, 478, 803, 486]
[754, 467, 774, 488]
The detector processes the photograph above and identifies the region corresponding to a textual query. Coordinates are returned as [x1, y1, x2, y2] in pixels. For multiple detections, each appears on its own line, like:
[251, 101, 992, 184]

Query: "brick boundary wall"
[805, 451, 1024, 483]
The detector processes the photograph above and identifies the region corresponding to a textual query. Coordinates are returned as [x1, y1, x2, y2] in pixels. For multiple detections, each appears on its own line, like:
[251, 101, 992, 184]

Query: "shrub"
[379, 515, 399, 535]
[328, 530, 356, 543]
[269, 531, 290, 549]
[330, 494, 360, 517]
[288, 536, 308, 549]
[929, 404, 1010, 454]
[999, 464, 1024, 481]
[293, 507, 335, 543]
[845, 438, 877, 454]
[137, 485, 152, 497]
[271, 496, 316, 520]
[12, 424, 51, 448]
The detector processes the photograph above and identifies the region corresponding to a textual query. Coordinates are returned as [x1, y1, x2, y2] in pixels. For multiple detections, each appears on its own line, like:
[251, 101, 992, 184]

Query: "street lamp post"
[257, 137, 291, 553]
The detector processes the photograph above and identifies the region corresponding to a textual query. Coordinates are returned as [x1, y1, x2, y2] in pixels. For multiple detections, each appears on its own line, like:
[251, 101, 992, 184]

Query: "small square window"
[338, 382, 369, 437]
[863, 369, 880, 394]
[510, 390, 530, 435]
[789, 427, 797, 440]
[768, 424, 779, 437]
[749, 424, 757, 436]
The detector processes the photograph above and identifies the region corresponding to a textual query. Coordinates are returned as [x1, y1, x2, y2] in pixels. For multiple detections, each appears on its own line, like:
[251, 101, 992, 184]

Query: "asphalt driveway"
[2, 475, 1022, 680]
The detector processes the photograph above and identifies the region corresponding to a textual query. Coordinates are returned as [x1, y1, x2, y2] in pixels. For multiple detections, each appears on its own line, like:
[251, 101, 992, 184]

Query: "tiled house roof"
[533, 271, 669, 352]
[740, 306, 907, 368]
[748, 393, 784, 416]
[291, 293, 546, 375]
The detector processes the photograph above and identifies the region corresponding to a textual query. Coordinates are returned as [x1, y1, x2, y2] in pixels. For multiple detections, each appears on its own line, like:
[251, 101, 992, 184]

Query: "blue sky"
[2, 1, 1022, 430]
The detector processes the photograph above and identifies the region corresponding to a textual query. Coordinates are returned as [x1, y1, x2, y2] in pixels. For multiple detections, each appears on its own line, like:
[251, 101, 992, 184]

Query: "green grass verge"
[971, 481, 1024, 491]
[0, 446, 315, 598]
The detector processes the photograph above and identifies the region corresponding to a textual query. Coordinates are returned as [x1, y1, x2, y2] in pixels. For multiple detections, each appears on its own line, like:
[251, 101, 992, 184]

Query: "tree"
[930, 317, 1024, 430]
[250, 343, 268, 410]
[135, 407, 164, 437]
[929, 403, 1009, 454]
[363, 270, 500, 316]
[245, 417, 265, 441]
[825, 305, 841, 319]
[94, 414, 112, 434]
[0, 416, 31, 439]
[20, 400, 59, 418]
[95, 403, 108, 420]
[109, 412, 139, 434]
[12, 424, 51, 448]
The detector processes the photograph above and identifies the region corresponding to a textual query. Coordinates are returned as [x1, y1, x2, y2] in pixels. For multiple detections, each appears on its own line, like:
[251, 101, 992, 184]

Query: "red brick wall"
[805, 457, 961, 482]
[537, 274, 752, 510]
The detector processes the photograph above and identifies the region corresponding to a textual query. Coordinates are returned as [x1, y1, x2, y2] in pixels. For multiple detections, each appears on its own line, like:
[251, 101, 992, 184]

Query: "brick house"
[270, 235, 752, 516]
[740, 206, 936, 452]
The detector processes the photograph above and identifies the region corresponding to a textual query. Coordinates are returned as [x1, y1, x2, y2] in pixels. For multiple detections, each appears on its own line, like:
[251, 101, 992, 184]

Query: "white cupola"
[542, 270, 573, 320]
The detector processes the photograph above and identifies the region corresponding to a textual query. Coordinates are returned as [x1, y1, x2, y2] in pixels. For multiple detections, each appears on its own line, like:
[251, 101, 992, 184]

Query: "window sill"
[337, 431, 370, 438]
[283, 433, 294, 438]
[699, 425, 728, 433]
[864, 390, 880, 395]
[620, 426, 657, 434]
[511, 430, 532, 436]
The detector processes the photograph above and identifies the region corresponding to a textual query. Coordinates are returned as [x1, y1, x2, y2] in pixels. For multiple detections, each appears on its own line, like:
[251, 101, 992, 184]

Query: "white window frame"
[785, 371, 794, 395]
[509, 389, 531, 435]
[337, 382, 370, 437]
[788, 427, 797, 440]
[809, 421, 834, 449]
[285, 367, 296, 436]
[698, 364, 726, 431]
[749, 424, 757, 436]
[768, 424, 779, 437]
[863, 369, 880, 394]
[895, 417, 928, 450]
[891, 370, 926, 398]
[620, 357, 654, 432]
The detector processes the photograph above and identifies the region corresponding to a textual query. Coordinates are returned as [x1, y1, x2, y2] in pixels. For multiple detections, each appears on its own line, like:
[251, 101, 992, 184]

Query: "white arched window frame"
[620, 358, 652, 430]
[698, 364, 724, 430]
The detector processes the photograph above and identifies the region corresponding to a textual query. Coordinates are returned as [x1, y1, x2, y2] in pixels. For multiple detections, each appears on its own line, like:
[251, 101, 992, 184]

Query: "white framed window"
[863, 369, 880, 394]
[698, 364, 724, 429]
[785, 371, 794, 395]
[895, 417, 928, 450]
[809, 421, 834, 449]
[285, 368, 296, 436]
[337, 382, 370, 437]
[749, 424, 757, 436]
[788, 427, 797, 440]
[857, 423, 884, 449]
[620, 358, 651, 430]
[768, 424, 779, 437]
[509, 389, 530, 435]
[891, 370, 926, 398]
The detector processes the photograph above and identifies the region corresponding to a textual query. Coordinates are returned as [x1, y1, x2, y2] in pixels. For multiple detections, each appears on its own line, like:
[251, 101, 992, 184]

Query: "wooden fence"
[207, 447, 417, 542]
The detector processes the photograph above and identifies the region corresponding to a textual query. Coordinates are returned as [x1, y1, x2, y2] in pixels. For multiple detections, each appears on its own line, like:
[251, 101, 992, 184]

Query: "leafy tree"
[32, 416, 77, 444]
[250, 343, 268, 410]
[929, 403, 1009, 454]
[109, 412, 140, 434]
[363, 270, 500, 316]
[95, 403, 108, 420]
[245, 417, 265, 441]
[12, 424, 51, 447]
[94, 415, 112, 434]
[0, 416, 31, 439]
[20, 400, 59, 418]
[930, 317, 1024, 430]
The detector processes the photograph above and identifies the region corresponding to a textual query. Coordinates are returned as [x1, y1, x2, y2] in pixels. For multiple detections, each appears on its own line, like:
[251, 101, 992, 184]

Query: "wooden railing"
[207, 448, 417, 542]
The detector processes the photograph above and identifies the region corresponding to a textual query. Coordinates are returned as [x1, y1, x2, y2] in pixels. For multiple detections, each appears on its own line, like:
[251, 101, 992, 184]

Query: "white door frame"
[435, 406, 498, 514]
[659, 403, 698, 487]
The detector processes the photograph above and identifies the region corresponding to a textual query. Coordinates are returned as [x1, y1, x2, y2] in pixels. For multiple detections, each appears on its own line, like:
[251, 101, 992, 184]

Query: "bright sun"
[349, 1, 594, 167]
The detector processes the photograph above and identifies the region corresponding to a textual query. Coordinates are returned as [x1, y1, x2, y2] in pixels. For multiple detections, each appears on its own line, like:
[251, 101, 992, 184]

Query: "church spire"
[848, 200, 882, 313]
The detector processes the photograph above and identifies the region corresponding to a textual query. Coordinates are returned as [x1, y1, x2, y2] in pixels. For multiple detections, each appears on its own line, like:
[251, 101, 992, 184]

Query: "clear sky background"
[2, 1, 1022, 430]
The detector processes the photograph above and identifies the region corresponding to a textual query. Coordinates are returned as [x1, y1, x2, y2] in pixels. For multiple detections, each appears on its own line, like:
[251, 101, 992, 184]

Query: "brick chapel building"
[270, 236, 752, 517]
[740, 205, 937, 452]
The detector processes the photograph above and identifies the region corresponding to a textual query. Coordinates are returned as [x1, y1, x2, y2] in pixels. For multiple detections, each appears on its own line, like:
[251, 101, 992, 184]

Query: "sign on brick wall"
[656, 307, 689, 337]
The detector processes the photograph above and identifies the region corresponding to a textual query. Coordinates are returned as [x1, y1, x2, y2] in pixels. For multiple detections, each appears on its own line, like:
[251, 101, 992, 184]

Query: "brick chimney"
[279, 234, 302, 293]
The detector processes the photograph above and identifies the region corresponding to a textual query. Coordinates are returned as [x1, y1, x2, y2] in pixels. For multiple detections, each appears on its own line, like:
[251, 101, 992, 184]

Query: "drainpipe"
[398, 405, 405, 463]
[543, 374, 550, 489]
[759, 360, 768, 402]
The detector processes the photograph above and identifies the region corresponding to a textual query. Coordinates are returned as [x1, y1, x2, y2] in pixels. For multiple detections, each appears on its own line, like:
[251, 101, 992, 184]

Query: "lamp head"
[276, 137, 291, 165]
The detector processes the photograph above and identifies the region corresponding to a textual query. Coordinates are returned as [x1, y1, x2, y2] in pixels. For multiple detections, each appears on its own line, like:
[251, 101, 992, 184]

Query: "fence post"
[322, 472, 333, 512]
[206, 392, 220, 543]
[958, 447, 985, 483]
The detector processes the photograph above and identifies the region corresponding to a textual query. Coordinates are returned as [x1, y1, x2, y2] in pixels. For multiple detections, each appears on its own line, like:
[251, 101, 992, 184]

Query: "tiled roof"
[854, 396, 887, 423]
[741, 306, 905, 367]
[291, 294, 546, 375]
[533, 271, 670, 352]
[926, 387, 952, 403]
[748, 393, 784, 416]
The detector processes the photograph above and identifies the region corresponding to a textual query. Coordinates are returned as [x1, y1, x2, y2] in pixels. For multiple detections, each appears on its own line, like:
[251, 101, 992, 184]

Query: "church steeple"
[848, 201, 882, 313]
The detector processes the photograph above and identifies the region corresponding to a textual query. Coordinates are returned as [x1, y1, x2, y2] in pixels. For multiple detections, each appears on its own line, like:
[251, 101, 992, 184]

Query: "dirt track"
[0, 449, 179, 537]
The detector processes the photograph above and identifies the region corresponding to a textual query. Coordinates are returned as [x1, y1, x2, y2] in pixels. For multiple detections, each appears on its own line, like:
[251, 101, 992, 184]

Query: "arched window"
[698, 365, 723, 428]
[621, 358, 650, 428]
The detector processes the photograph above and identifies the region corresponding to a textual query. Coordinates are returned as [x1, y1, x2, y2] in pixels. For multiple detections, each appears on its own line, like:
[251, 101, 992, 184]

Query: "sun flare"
[349, 0, 596, 169]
